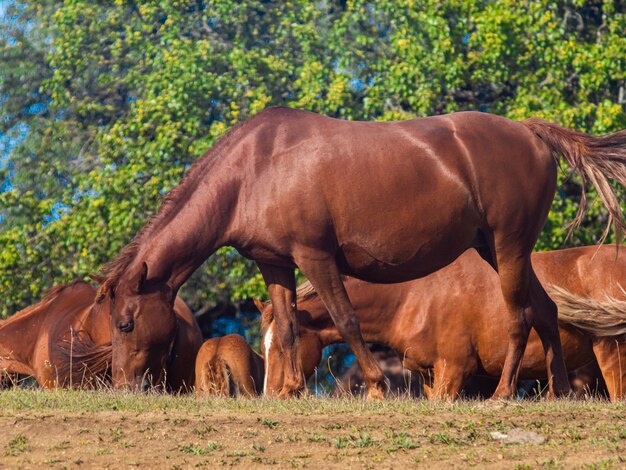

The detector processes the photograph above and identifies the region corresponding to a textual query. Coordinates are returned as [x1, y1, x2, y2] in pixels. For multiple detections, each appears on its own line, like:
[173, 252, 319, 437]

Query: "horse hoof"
[552, 384, 573, 398]
[491, 386, 514, 400]
[277, 384, 304, 399]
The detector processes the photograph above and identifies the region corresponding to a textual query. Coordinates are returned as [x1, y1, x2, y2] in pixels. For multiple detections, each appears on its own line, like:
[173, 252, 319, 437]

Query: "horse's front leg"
[295, 253, 387, 400]
[257, 263, 305, 397]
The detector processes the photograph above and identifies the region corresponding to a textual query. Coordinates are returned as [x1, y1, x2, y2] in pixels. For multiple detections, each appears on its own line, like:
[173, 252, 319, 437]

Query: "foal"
[195, 334, 264, 397]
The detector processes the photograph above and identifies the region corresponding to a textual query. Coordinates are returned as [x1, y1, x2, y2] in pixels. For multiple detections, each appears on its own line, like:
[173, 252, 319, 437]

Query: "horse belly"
[327, 170, 481, 281]
[336, 219, 479, 283]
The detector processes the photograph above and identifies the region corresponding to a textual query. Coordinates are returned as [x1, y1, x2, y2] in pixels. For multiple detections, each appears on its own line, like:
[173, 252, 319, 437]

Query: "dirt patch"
[1, 398, 625, 469]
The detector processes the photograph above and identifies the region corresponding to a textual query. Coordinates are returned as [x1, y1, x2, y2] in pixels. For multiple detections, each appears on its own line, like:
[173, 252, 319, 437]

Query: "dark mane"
[98, 112, 266, 297]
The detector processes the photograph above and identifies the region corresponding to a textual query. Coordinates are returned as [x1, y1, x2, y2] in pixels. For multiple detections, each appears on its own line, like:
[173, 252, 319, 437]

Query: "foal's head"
[256, 299, 323, 396]
[97, 262, 178, 391]
[256, 300, 283, 396]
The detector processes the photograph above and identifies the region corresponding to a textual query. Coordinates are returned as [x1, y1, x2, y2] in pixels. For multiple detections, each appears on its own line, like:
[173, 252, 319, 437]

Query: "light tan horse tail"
[548, 284, 626, 337]
[199, 356, 233, 396]
[523, 118, 626, 243]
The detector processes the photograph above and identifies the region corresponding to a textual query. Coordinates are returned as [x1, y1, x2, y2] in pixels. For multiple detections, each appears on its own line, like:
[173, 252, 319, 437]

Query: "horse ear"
[88, 274, 105, 285]
[95, 282, 111, 304]
[134, 262, 148, 294]
[253, 298, 265, 313]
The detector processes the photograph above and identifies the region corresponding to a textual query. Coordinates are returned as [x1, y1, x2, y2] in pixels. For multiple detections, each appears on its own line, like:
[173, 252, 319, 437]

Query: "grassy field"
[0, 390, 625, 469]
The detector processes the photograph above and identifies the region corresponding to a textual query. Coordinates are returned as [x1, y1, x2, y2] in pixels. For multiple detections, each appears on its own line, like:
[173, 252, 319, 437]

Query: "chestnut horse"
[96, 107, 626, 397]
[261, 245, 626, 400]
[0, 280, 202, 391]
[195, 334, 264, 397]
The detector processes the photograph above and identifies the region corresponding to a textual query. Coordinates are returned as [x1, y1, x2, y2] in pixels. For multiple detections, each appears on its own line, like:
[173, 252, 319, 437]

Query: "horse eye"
[118, 319, 134, 333]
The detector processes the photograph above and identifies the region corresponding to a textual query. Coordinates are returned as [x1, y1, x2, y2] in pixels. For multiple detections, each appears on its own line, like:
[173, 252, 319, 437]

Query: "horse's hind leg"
[591, 337, 626, 401]
[296, 255, 387, 399]
[493, 249, 570, 398]
[528, 269, 571, 396]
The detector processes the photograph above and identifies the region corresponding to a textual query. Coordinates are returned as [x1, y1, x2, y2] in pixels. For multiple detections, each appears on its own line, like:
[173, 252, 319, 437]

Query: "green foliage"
[1, 1, 625, 318]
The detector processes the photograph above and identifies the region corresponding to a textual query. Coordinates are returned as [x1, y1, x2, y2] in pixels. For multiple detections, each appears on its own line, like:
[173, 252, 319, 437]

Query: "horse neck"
[0, 302, 49, 373]
[75, 303, 110, 345]
[126, 162, 240, 291]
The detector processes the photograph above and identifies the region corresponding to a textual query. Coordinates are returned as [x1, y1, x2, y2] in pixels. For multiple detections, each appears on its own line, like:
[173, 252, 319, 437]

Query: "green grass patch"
[5, 434, 29, 456]
[334, 432, 377, 449]
[258, 417, 279, 429]
[179, 441, 223, 455]
[1, 388, 625, 417]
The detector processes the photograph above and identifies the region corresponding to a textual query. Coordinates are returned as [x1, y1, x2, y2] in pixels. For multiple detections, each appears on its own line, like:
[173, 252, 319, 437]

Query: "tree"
[1, 0, 625, 320]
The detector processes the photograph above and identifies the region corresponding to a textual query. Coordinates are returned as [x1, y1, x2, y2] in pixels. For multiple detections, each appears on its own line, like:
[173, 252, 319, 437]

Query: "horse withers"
[96, 108, 626, 398]
[261, 245, 626, 401]
[0, 280, 202, 391]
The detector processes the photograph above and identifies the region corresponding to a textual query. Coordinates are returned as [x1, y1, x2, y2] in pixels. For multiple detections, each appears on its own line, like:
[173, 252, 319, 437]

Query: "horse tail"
[523, 118, 626, 243]
[547, 284, 626, 337]
[199, 356, 232, 396]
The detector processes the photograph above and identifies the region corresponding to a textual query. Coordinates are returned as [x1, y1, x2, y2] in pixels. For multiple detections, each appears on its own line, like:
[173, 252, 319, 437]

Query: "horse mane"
[3, 280, 91, 323]
[548, 284, 626, 337]
[294, 280, 319, 303]
[97, 111, 269, 298]
[54, 327, 112, 388]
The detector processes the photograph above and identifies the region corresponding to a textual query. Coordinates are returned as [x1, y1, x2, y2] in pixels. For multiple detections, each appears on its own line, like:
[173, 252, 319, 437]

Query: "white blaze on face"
[263, 323, 274, 395]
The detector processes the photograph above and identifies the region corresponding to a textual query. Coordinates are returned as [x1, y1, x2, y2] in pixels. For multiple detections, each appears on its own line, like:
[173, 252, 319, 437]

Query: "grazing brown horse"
[194, 334, 264, 397]
[96, 107, 626, 398]
[0, 280, 202, 391]
[261, 246, 626, 401]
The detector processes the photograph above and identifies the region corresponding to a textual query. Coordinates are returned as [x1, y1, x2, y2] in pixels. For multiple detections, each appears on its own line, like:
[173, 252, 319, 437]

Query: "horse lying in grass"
[0, 280, 202, 391]
[260, 245, 626, 400]
[194, 334, 264, 397]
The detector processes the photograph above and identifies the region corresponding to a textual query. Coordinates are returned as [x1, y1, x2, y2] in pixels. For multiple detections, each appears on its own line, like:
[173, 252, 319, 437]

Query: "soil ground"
[0, 390, 624, 469]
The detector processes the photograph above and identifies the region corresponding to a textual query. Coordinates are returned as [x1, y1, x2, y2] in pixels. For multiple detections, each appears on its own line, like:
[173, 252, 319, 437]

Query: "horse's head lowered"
[256, 299, 322, 396]
[97, 262, 177, 391]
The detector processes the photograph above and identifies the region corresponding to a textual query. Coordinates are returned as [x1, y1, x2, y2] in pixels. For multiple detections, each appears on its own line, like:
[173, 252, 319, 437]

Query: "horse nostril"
[118, 319, 134, 333]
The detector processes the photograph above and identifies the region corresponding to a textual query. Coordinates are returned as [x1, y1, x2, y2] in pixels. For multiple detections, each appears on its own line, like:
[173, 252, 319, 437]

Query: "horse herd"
[0, 245, 625, 401]
[2, 108, 626, 402]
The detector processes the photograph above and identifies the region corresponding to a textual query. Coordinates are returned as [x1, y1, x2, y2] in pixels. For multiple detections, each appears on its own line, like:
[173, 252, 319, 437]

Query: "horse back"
[533, 245, 626, 298]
